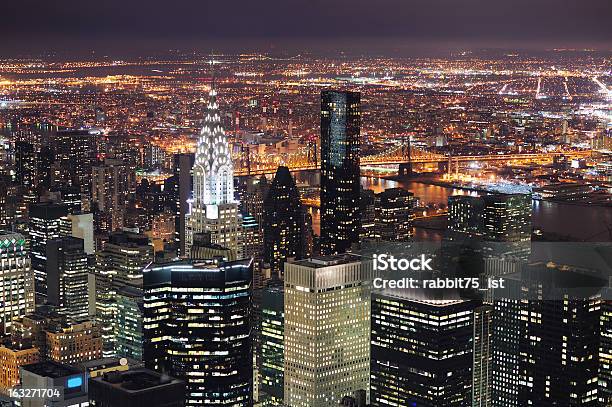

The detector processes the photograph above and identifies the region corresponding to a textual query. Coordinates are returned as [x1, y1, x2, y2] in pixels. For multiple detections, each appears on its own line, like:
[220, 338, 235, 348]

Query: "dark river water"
[306, 176, 612, 242]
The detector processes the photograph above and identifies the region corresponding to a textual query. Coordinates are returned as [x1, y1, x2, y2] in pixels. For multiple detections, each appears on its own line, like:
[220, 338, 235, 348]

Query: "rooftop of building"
[107, 230, 151, 247]
[116, 284, 144, 297]
[0, 230, 26, 244]
[0, 343, 39, 353]
[147, 257, 252, 271]
[77, 357, 142, 372]
[22, 361, 81, 378]
[289, 253, 363, 268]
[91, 369, 183, 393]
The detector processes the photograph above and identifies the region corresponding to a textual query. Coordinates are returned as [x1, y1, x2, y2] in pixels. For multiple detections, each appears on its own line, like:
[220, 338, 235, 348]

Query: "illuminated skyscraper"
[143, 258, 253, 406]
[447, 193, 532, 406]
[91, 158, 136, 234]
[242, 212, 262, 260]
[370, 294, 475, 407]
[242, 175, 270, 232]
[284, 254, 372, 406]
[492, 264, 602, 407]
[51, 129, 100, 210]
[448, 194, 531, 242]
[0, 231, 35, 335]
[46, 236, 90, 322]
[49, 184, 83, 214]
[28, 202, 70, 298]
[320, 90, 361, 255]
[185, 75, 241, 257]
[96, 231, 153, 357]
[14, 141, 38, 205]
[263, 166, 310, 274]
[114, 285, 144, 362]
[258, 280, 284, 406]
[360, 189, 376, 239]
[473, 305, 493, 407]
[373, 188, 415, 241]
[600, 298, 612, 406]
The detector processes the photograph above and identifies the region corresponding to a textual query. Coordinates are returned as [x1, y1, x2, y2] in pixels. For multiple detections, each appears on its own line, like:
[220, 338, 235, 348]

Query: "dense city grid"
[0, 44, 611, 407]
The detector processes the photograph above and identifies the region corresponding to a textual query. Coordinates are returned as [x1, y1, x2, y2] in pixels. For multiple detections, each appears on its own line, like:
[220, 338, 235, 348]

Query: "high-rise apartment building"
[242, 175, 270, 232]
[170, 153, 195, 257]
[448, 193, 532, 242]
[320, 90, 361, 255]
[284, 254, 372, 406]
[242, 212, 263, 260]
[14, 140, 39, 206]
[143, 258, 253, 406]
[51, 129, 100, 209]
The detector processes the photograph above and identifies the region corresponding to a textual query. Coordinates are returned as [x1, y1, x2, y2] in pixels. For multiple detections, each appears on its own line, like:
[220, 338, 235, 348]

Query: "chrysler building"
[185, 70, 241, 257]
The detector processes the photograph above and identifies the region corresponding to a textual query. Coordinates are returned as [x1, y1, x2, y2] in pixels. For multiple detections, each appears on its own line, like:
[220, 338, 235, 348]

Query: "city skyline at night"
[0, 1, 611, 406]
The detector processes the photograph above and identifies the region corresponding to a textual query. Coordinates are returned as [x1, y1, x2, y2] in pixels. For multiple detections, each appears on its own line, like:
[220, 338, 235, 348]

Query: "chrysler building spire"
[185, 62, 241, 258]
[192, 60, 235, 206]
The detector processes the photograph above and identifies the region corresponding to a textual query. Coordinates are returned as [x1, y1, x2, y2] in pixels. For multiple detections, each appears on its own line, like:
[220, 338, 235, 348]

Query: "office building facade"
[258, 280, 284, 405]
[143, 259, 253, 406]
[370, 294, 475, 407]
[0, 231, 35, 335]
[46, 237, 90, 321]
[28, 202, 70, 298]
[284, 254, 372, 406]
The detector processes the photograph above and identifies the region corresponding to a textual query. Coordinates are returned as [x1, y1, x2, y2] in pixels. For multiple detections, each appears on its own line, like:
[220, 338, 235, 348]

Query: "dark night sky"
[2, 0, 611, 57]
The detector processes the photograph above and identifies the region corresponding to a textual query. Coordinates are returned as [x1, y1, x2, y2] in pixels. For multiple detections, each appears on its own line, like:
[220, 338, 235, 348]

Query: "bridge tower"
[240, 144, 251, 175]
[307, 140, 318, 167]
[398, 135, 412, 177]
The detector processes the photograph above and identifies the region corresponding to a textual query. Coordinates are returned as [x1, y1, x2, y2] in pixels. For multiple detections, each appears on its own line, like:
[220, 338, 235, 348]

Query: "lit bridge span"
[233, 143, 591, 177]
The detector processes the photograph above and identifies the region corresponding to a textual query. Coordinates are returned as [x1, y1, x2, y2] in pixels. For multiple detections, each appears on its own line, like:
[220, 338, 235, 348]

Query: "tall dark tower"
[263, 166, 310, 275]
[171, 153, 194, 257]
[320, 90, 361, 255]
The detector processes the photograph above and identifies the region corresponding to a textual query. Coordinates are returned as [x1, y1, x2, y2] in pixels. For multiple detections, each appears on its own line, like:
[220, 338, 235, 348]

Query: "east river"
[305, 176, 612, 242]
